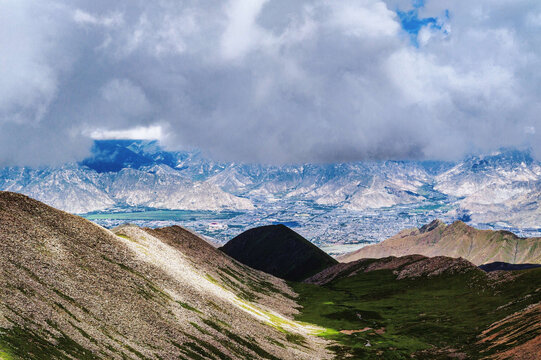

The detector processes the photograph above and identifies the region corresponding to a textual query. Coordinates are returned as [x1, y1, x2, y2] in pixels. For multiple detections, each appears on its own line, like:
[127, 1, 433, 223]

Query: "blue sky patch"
[397, 0, 448, 46]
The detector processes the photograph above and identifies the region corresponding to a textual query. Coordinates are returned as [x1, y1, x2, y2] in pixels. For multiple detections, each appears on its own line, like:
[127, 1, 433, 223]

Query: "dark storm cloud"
[1, 0, 541, 165]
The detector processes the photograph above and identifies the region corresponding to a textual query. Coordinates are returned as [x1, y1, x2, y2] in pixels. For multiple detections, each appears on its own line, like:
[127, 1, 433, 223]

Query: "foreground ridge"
[0, 191, 330, 359]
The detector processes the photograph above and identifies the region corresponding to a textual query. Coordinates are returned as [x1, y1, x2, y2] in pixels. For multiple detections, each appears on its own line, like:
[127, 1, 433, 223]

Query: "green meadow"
[291, 268, 541, 359]
[82, 209, 241, 222]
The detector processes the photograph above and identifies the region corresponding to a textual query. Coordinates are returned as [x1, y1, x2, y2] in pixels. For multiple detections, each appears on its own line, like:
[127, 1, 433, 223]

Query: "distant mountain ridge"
[2, 140, 541, 233]
[220, 225, 338, 281]
[0, 163, 253, 214]
[434, 148, 541, 228]
[0, 140, 450, 214]
[339, 219, 541, 265]
[305, 254, 481, 285]
[478, 262, 541, 272]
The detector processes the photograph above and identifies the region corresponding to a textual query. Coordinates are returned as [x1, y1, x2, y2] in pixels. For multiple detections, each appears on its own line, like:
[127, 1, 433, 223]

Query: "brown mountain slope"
[305, 254, 480, 285]
[477, 302, 541, 360]
[0, 191, 330, 359]
[339, 219, 541, 265]
[140, 225, 298, 314]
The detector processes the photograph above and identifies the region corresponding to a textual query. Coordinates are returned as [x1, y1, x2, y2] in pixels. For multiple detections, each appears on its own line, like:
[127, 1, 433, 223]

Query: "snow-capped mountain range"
[434, 151, 541, 228]
[1, 140, 540, 230]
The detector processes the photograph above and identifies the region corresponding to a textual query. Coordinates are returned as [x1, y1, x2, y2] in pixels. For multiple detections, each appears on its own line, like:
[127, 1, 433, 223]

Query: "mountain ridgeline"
[0, 191, 328, 359]
[218, 222, 541, 357]
[6, 140, 541, 234]
[478, 262, 541, 272]
[339, 219, 541, 265]
[220, 225, 338, 281]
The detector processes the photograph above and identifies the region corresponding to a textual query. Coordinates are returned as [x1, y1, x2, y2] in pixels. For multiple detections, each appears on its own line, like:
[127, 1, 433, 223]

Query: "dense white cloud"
[1, 0, 541, 165]
[89, 125, 165, 141]
[330, 1, 400, 38]
[0, 1, 60, 124]
[221, 0, 270, 60]
[99, 79, 151, 120]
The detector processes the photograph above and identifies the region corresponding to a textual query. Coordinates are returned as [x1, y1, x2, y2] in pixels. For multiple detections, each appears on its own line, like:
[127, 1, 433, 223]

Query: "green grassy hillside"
[291, 256, 541, 359]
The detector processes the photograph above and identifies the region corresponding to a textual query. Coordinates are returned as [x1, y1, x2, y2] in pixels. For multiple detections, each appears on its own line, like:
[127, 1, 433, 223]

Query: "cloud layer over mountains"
[1, 0, 541, 165]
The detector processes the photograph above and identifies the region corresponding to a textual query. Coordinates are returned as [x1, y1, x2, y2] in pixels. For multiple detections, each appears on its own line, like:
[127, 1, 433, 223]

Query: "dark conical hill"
[220, 224, 338, 281]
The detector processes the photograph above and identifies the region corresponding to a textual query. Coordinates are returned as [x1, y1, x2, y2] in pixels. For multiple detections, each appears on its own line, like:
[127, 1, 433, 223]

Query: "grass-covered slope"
[339, 219, 541, 265]
[220, 225, 338, 281]
[291, 255, 541, 359]
[0, 191, 330, 359]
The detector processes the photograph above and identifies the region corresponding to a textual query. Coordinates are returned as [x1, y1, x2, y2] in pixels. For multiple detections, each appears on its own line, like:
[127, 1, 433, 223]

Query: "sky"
[1, 0, 541, 166]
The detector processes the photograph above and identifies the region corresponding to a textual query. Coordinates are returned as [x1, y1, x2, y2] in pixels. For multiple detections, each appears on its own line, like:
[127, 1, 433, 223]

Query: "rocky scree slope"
[220, 225, 338, 281]
[0, 191, 330, 360]
[339, 219, 541, 265]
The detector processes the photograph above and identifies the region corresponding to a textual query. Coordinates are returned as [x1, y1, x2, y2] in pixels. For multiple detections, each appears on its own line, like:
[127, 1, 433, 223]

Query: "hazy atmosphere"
[2, 0, 541, 165]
